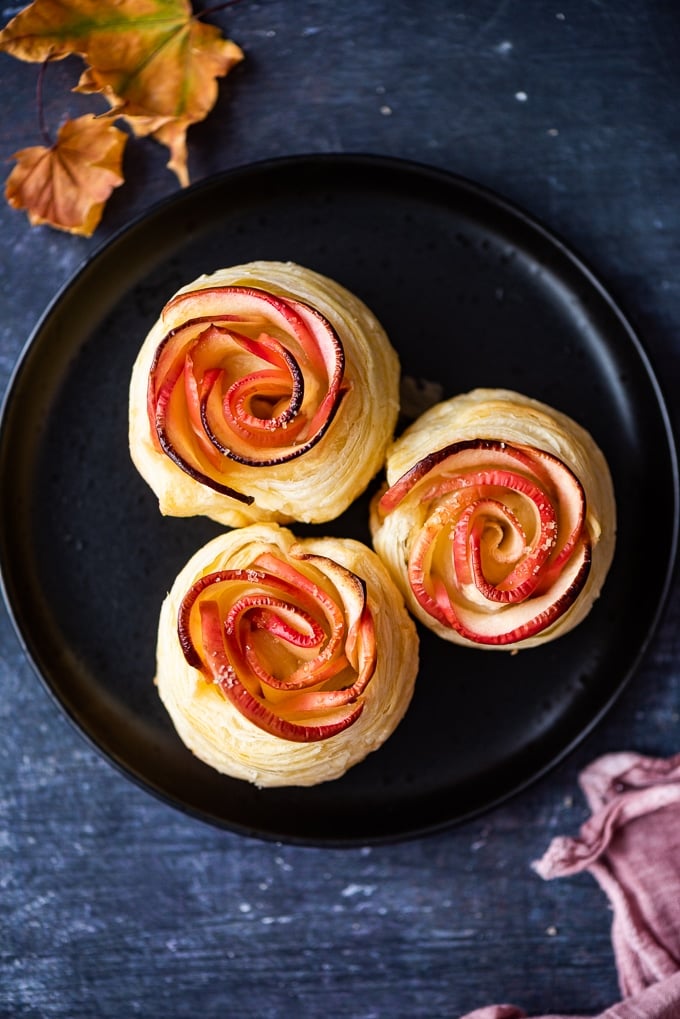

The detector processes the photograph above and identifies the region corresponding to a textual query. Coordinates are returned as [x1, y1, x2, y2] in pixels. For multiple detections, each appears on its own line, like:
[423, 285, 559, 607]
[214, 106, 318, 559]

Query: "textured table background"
[1, 2, 679, 1017]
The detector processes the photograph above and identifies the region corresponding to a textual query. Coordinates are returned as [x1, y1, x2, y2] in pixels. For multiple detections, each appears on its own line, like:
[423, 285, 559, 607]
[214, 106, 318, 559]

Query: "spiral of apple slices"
[129, 261, 400, 526]
[156, 524, 419, 787]
[370, 389, 616, 651]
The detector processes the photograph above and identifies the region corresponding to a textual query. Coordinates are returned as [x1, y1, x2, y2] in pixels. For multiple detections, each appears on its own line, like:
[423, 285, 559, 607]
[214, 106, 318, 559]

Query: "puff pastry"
[156, 523, 419, 787]
[129, 261, 400, 526]
[370, 388, 616, 650]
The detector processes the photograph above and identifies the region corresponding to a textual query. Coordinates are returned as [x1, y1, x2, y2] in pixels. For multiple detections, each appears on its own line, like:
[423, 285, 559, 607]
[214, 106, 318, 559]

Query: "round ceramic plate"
[0, 155, 677, 845]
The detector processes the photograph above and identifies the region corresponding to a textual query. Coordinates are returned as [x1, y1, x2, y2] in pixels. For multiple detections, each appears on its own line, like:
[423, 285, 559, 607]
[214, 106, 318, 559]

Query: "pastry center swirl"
[147, 285, 347, 502]
[379, 439, 592, 645]
[177, 549, 377, 742]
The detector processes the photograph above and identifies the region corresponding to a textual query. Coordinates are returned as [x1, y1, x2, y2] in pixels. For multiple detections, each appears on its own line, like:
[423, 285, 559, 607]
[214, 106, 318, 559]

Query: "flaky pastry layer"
[370, 388, 617, 650]
[156, 523, 419, 787]
[129, 261, 399, 526]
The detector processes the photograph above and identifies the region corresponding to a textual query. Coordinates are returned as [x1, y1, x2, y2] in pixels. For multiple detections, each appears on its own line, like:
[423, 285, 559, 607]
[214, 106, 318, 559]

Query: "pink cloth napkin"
[462, 752, 680, 1019]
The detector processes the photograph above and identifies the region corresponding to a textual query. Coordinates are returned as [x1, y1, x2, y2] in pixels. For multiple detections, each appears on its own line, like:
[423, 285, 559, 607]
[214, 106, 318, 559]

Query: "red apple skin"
[176, 552, 377, 742]
[379, 438, 592, 647]
[146, 286, 347, 492]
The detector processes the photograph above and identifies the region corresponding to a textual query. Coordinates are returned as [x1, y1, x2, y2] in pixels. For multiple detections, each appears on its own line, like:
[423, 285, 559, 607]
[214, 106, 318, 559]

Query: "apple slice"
[147, 285, 347, 495]
[198, 600, 364, 743]
[380, 438, 591, 646]
[426, 539, 591, 645]
[176, 550, 377, 742]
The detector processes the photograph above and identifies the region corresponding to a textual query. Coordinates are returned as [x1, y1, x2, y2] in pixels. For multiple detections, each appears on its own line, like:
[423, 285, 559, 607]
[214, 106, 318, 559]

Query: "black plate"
[1, 155, 677, 846]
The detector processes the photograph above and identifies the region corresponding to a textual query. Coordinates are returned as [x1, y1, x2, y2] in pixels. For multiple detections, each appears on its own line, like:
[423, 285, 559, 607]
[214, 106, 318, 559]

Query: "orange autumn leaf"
[6, 113, 127, 236]
[0, 0, 244, 185]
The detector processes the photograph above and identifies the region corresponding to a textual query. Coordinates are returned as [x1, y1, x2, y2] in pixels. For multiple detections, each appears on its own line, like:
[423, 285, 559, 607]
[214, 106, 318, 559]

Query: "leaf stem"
[198, 0, 246, 19]
[36, 59, 53, 147]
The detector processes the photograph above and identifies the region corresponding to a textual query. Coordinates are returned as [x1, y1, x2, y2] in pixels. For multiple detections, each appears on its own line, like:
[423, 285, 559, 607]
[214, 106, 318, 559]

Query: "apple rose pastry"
[370, 388, 616, 650]
[156, 523, 419, 787]
[129, 261, 400, 525]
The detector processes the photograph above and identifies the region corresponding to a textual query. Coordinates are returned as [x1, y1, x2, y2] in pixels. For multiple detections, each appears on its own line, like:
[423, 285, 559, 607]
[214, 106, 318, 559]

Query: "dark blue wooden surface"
[1, 3, 679, 1016]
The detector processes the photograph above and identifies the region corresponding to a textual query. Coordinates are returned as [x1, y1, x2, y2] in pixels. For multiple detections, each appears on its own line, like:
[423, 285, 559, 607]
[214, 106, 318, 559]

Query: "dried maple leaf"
[6, 113, 127, 236]
[0, 0, 244, 185]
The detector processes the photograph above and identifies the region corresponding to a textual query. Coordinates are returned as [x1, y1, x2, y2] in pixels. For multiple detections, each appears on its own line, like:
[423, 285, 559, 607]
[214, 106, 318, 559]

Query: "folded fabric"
[461, 971, 680, 1018]
[461, 752, 680, 1019]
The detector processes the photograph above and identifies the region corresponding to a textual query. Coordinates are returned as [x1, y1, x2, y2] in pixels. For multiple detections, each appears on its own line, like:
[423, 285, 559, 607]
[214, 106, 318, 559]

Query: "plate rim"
[1, 152, 678, 845]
